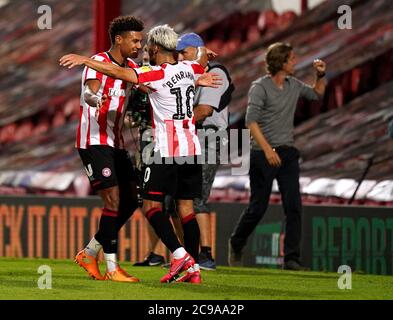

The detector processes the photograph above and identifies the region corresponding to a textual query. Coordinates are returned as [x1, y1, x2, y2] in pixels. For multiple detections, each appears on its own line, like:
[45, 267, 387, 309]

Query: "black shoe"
[228, 239, 243, 267]
[133, 252, 165, 266]
[283, 260, 307, 271]
[198, 252, 216, 271]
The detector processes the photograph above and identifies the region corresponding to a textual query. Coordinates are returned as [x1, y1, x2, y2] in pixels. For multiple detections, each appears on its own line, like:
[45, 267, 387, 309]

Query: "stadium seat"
[33, 116, 50, 136]
[246, 25, 261, 44]
[257, 10, 279, 33]
[52, 110, 66, 128]
[14, 120, 33, 141]
[0, 123, 17, 144]
[277, 10, 297, 29]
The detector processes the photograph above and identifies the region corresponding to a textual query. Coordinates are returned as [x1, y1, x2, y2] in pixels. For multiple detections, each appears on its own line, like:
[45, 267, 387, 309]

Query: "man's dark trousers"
[230, 146, 302, 263]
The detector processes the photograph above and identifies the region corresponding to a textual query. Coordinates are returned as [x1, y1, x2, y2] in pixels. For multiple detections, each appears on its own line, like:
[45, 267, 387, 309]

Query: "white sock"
[188, 263, 200, 273]
[104, 253, 118, 272]
[173, 247, 187, 260]
[84, 237, 102, 257]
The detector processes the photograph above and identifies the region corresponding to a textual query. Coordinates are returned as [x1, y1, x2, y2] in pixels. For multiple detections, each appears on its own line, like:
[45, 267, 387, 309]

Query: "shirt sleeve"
[127, 58, 139, 69]
[133, 65, 164, 90]
[245, 81, 266, 126]
[197, 68, 229, 111]
[294, 77, 320, 101]
[190, 61, 205, 81]
[83, 55, 106, 84]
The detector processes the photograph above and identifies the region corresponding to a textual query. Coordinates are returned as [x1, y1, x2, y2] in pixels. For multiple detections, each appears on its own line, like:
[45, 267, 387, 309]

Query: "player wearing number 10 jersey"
[134, 60, 204, 158]
[135, 25, 208, 284]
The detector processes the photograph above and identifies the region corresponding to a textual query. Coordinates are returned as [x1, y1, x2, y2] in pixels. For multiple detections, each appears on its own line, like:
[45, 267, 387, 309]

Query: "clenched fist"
[313, 59, 326, 73]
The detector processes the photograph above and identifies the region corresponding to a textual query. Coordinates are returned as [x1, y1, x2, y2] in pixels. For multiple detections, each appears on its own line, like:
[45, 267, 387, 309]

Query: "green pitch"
[0, 258, 392, 300]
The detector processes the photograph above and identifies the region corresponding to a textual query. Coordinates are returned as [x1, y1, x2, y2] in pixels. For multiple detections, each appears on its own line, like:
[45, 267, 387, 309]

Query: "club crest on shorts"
[102, 168, 112, 177]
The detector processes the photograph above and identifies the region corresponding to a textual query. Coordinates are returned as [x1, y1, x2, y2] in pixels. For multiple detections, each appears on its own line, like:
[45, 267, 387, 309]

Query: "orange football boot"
[104, 266, 140, 283]
[75, 250, 104, 280]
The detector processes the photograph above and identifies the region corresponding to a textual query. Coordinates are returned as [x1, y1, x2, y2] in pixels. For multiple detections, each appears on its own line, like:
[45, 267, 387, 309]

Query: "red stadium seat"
[14, 120, 33, 141]
[246, 25, 261, 44]
[351, 68, 361, 95]
[321, 21, 335, 33]
[277, 10, 297, 29]
[63, 97, 81, 121]
[242, 11, 259, 28]
[334, 84, 344, 108]
[33, 116, 50, 136]
[257, 10, 279, 33]
[222, 39, 241, 56]
[205, 39, 223, 56]
[0, 123, 17, 144]
[52, 110, 66, 128]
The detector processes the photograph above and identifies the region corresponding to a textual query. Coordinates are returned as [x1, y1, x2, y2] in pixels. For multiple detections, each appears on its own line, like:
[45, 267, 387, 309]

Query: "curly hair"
[108, 16, 144, 44]
[265, 43, 293, 75]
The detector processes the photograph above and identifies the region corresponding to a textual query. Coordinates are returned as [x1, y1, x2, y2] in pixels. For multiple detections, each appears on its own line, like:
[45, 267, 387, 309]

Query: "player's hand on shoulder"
[196, 72, 223, 88]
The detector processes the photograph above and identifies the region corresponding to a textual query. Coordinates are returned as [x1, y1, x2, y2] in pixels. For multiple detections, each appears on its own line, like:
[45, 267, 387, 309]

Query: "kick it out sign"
[0, 201, 162, 262]
[0, 197, 216, 262]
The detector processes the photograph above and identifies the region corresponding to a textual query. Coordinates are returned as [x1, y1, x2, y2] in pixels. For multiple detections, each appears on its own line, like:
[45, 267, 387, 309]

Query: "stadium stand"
[121, 0, 272, 35]
[0, 0, 393, 205]
[0, 0, 92, 194]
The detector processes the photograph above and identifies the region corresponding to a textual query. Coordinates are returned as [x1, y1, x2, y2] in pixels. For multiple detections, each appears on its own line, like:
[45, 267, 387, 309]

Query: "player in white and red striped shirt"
[134, 59, 204, 158]
[77, 53, 138, 149]
[73, 16, 143, 283]
[60, 24, 221, 284]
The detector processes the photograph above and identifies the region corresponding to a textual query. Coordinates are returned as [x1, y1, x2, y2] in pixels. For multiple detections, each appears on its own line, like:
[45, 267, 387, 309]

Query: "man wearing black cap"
[177, 33, 235, 271]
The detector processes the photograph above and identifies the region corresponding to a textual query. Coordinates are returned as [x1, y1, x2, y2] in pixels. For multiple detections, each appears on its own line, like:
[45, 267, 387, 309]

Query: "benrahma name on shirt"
[163, 71, 195, 88]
